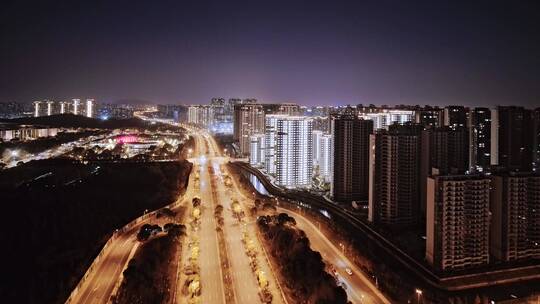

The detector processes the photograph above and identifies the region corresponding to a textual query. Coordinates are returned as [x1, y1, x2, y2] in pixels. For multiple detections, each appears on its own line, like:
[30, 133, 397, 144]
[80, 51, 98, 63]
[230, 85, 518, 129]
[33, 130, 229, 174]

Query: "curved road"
[70, 154, 196, 303]
[278, 207, 390, 304]
[70, 122, 388, 304]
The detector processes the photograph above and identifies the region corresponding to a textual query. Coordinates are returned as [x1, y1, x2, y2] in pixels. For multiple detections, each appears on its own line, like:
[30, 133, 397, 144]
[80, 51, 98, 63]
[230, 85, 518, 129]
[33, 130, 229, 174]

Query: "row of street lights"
[188, 129, 430, 304]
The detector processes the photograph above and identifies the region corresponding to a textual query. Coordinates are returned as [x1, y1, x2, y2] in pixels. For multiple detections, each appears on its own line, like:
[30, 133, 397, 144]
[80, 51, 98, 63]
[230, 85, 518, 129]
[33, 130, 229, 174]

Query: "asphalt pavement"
[278, 207, 391, 304]
[71, 125, 390, 304]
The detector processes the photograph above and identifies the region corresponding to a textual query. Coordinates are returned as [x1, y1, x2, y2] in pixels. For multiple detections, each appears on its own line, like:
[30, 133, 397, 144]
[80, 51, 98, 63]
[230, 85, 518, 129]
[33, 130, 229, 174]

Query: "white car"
[345, 268, 353, 276]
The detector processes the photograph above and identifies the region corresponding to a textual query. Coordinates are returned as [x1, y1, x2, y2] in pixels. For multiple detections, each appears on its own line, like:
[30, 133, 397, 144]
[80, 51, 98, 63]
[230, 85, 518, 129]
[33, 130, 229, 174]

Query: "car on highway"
[345, 268, 353, 276]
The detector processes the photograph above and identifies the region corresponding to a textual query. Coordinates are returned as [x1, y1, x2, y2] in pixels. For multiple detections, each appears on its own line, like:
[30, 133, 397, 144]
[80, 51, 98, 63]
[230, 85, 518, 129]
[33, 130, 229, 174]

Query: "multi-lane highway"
[189, 134, 226, 304]
[70, 196, 192, 303]
[213, 160, 269, 304]
[73, 229, 138, 303]
[212, 160, 258, 303]
[69, 152, 196, 304]
[71, 130, 232, 304]
[195, 128, 387, 304]
[70, 122, 390, 304]
[194, 131, 284, 304]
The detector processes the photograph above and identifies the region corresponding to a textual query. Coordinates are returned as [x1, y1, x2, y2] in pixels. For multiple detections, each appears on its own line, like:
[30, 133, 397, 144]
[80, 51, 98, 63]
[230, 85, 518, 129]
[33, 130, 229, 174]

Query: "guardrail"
[108, 242, 140, 302]
[64, 231, 119, 303]
[255, 229, 289, 304]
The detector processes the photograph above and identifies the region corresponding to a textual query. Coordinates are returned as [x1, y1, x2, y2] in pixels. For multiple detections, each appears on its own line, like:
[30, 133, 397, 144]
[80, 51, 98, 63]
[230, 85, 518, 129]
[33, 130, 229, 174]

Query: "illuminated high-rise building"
[264, 114, 288, 175]
[312, 130, 323, 167]
[210, 98, 226, 120]
[228, 98, 242, 106]
[359, 109, 414, 130]
[188, 105, 215, 127]
[188, 106, 198, 124]
[311, 116, 330, 133]
[233, 103, 265, 156]
[72, 99, 81, 115]
[86, 99, 94, 118]
[242, 98, 257, 104]
[33, 101, 42, 117]
[469, 107, 492, 171]
[210, 98, 233, 132]
[60, 101, 67, 114]
[249, 134, 265, 168]
[211, 97, 225, 105]
[33, 100, 61, 117]
[262, 103, 300, 116]
[275, 116, 313, 188]
[97, 103, 134, 119]
[319, 134, 333, 183]
[46, 101, 54, 116]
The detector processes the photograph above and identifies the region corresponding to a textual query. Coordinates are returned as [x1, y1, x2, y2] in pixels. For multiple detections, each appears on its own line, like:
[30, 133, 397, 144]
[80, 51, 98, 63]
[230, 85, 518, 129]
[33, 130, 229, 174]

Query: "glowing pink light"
[116, 135, 138, 143]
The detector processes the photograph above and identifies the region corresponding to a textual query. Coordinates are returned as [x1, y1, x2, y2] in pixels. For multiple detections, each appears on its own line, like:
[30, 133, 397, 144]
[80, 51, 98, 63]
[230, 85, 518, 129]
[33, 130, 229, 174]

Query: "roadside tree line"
[257, 213, 349, 304]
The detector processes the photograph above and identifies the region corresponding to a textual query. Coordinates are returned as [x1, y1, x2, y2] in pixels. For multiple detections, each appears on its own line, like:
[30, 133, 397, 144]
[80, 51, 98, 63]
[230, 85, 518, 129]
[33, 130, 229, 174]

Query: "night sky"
[1, 1, 539, 107]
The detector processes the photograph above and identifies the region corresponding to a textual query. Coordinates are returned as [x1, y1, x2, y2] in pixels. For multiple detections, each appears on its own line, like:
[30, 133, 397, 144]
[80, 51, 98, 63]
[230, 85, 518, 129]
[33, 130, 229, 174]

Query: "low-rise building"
[0, 124, 59, 141]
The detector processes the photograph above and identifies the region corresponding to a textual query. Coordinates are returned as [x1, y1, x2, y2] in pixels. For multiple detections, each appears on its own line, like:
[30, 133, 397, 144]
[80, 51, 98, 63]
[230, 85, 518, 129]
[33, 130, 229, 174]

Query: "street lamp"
[415, 288, 422, 303]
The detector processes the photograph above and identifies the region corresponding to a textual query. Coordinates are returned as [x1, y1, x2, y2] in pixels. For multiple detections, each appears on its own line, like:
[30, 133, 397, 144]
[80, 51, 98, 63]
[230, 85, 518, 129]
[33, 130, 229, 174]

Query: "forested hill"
[0, 114, 150, 129]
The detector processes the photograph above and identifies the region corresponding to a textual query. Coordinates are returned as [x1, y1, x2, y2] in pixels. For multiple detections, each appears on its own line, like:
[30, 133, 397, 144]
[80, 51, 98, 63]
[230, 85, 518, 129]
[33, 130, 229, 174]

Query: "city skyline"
[2, 1, 540, 303]
[2, 1, 540, 106]
[2, 96, 540, 303]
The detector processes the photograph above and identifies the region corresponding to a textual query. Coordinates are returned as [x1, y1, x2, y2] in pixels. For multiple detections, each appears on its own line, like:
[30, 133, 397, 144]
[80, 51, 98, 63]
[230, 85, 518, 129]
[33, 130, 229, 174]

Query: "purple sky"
[1, 1, 539, 107]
